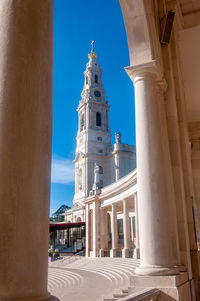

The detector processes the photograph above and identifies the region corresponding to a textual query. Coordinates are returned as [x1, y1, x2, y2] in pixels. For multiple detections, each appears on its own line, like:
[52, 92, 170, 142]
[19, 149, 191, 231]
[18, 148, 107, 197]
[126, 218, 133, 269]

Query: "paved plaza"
[48, 257, 140, 301]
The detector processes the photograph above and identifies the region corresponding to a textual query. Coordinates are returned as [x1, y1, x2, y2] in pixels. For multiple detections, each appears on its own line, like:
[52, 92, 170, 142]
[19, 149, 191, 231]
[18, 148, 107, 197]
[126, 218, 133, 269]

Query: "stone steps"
[48, 268, 83, 292]
[48, 257, 140, 301]
[104, 288, 160, 301]
[104, 289, 129, 301]
[64, 257, 139, 289]
[113, 293, 129, 298]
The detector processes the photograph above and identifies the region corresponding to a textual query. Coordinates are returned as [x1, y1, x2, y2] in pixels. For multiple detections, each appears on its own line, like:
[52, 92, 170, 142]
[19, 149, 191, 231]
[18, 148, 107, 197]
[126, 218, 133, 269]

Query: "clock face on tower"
[94, 90, 101, 98]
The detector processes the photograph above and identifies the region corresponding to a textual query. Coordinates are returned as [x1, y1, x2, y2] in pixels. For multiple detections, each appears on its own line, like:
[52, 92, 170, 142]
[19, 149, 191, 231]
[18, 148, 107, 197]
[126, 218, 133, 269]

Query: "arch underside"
[119, 0, 161, 69]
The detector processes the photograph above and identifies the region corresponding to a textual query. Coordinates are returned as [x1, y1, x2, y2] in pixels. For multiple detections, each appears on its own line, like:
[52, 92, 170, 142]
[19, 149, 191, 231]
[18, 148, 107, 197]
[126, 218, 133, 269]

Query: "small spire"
[88, 40, 97, 59]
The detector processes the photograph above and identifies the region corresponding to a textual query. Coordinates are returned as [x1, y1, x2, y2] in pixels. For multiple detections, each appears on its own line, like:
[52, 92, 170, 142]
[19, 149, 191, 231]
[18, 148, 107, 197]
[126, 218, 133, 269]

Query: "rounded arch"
[119, 0, 161, 67]
[76, 216, 82, 222]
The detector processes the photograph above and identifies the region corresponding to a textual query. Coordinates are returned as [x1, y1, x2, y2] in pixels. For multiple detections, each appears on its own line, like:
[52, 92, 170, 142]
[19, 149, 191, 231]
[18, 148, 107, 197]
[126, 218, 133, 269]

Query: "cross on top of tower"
[91, 40, 95, 52]
[88, 40, 97, 59]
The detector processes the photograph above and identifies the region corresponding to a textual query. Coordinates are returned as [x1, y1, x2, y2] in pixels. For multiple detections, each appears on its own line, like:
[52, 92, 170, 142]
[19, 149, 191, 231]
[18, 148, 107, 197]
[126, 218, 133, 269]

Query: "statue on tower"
[115, 132, 121, 144]
[94, 163, 100, 186]
[92, 163, 101, 194]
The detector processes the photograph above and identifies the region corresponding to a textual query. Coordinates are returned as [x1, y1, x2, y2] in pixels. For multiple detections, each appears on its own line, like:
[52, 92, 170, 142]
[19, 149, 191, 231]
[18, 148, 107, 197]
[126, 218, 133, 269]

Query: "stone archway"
[119, 0, 180, 276]
[119, 1, 199, 299]
[119, 0, 161, 67]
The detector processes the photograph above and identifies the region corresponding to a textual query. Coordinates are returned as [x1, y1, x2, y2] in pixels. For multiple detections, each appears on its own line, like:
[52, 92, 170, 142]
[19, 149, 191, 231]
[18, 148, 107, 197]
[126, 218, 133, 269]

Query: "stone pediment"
[72, 202, 84, 210]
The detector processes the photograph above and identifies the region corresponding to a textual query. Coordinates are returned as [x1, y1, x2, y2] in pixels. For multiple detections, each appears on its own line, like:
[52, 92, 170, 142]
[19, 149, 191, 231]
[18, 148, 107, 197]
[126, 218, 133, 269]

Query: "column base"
[176, 264, 187, 272]
[134, 248, 140, 259]
[49, 297, 60, 301]
[122, 248, 130, 258]
[99, 249, 108, 257]
[99, 249, 104, 257]
[129, 272, 193, 301]
[89, 251, 98, 258]
[110, 249, 117, 258]
[136, 265, 179, 276]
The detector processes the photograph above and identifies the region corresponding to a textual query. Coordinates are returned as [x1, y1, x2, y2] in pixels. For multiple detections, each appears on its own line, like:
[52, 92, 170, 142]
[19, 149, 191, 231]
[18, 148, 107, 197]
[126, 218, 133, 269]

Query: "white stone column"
[126, 64, 179, 275]
[85, 203, 90, 257]
[104, 210, 109, 251]
[134, 193, 140, 259]
[0, 1, 55, 300]
[110, 204, 118, 257]
[130, 216, 134, 241]
[99, 207, 108, 256]
[122, 199, 130, 258]
[99, 207, 105, 256]
[92, 200, 100, 257]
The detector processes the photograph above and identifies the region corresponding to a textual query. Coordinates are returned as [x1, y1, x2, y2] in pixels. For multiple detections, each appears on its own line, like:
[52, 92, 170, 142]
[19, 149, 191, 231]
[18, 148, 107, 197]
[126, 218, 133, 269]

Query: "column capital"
[125, 60, 167, 93]
[122, 198, 129, 210]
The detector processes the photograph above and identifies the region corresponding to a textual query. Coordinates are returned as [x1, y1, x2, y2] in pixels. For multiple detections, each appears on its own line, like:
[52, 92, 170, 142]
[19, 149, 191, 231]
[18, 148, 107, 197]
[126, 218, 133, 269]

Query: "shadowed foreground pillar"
[0, 1, 54, 300]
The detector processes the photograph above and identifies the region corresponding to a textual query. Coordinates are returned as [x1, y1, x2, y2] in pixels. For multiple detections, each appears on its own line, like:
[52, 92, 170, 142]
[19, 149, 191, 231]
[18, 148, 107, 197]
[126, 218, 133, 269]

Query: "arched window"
[95, 74, 98, 83]
[96, 112, 101, 126]
[86, 76, 88, 85]
[80, 114, 84, 131]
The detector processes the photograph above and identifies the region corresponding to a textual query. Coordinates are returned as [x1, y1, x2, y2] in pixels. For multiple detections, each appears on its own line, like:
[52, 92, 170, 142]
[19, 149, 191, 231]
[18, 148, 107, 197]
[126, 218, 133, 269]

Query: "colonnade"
[86, 194, 140, 259]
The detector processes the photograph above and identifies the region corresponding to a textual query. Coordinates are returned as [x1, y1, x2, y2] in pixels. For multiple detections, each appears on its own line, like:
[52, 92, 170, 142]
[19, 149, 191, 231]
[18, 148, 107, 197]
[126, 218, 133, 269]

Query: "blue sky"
[50, 0, 136, 215]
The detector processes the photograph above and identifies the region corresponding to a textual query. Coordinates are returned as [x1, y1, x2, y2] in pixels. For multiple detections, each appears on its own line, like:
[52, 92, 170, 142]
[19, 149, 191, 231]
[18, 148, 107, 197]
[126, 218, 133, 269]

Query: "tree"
[50, 204, 71, 222]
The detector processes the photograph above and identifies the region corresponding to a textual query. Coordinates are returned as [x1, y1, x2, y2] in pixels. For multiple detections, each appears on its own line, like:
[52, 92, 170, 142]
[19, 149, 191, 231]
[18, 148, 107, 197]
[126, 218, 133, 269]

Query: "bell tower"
[73, 41, 111, 203]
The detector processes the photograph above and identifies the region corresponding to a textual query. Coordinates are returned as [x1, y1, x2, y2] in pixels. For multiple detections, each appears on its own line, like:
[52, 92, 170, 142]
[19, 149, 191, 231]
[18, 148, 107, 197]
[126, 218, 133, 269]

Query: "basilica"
[64, 45, 138, 258]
